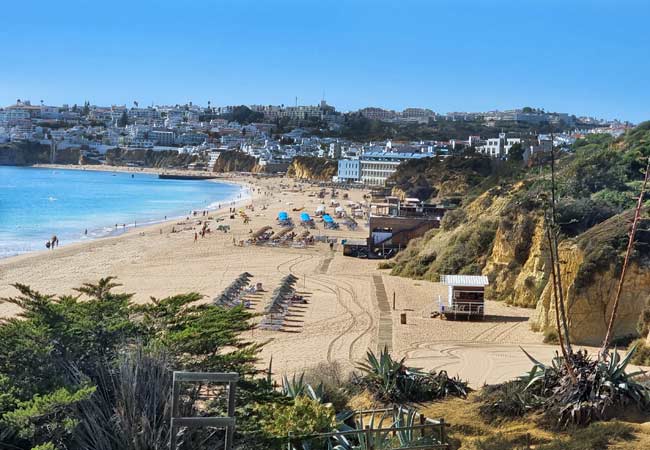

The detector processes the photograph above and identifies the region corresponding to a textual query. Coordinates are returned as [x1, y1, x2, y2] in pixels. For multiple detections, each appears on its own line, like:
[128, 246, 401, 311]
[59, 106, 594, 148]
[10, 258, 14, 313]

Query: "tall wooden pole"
[601, 157, 650, 356]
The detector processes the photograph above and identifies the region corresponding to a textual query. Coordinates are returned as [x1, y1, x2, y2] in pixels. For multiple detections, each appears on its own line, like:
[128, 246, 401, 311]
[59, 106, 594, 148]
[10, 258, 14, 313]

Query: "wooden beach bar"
[439, 275, 489, 320]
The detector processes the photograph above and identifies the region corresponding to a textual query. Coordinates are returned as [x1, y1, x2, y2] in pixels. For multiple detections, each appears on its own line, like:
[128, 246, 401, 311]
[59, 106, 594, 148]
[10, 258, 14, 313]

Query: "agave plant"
[354, 347, 469, 403]
[282, 373, 326, 403]
[521, 344, 650, 427]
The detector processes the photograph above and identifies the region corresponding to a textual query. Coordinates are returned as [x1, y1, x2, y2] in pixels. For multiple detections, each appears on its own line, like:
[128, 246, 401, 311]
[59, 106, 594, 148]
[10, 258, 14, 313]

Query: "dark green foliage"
[75, 347, 178, 450]
[522, 347, 650, 428]
[507, 142, 524, 161]
[560, 145, 630, 197]
[435, 220, 498, 275]
[0, 278, 258, 450]
[574, 213, 650, 291]
[478, 380, 543, 423]
[353, 348, 469, 404]
[555, 197, 621, 237]
[480, 347, 650, 429]
[117, 111, 129, 127]
[389, 156, 493, 201]
[441, 209, 467, 231]
[1, 385, 96, 449]
[0, 279, 136, 401]
[219, 105, 264, 125]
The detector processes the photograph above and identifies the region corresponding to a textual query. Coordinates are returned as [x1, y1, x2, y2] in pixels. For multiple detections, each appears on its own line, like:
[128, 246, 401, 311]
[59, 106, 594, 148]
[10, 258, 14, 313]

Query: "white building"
[151, 130, 175, 146]
[359, 152, 428, 186]
[337, 159, 361, 182]
[478, 133, 521, 158]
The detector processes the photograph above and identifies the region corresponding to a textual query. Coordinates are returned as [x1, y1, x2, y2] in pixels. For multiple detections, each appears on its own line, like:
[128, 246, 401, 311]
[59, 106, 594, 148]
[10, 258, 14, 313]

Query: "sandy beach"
[0, 167, 564, 387]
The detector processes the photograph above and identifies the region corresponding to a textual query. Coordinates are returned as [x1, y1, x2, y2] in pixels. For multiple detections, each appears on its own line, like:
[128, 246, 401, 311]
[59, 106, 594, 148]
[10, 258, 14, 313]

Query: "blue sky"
[1, 0, 648, 122]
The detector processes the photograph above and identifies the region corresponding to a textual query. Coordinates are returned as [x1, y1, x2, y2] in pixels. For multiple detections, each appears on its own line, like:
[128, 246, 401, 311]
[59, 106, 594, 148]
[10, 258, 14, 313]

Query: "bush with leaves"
[256, 396, 336, 440]
[0, 277, 260, 450]
[353, 348, 468, 404]
[523, 347, 650, 427]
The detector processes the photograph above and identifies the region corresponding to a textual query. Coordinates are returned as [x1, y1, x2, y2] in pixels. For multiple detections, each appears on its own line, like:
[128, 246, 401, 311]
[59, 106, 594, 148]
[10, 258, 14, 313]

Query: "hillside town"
[0, 99, 631, 186]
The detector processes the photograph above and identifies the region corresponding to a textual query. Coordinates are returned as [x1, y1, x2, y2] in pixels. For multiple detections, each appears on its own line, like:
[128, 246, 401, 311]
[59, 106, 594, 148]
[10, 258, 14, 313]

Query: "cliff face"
[105, 148, 198, 168]
[532, 244, 650, 345]
[286, 156, 337, 181]
[0, 142, 50, 165]
[0, 142, 81, 165]
[388, 155, 495, 202]
[212, 151, 258, 173]
[390, 178, 650, 345]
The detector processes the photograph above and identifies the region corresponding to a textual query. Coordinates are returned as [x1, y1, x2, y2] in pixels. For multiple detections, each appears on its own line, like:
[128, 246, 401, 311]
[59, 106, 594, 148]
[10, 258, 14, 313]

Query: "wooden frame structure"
[170, 371, 238, 450]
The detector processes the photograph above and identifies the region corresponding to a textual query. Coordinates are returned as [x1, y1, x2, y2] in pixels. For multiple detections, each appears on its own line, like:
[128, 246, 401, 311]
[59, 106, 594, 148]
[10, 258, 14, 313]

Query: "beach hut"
[439, 275, 489, 320]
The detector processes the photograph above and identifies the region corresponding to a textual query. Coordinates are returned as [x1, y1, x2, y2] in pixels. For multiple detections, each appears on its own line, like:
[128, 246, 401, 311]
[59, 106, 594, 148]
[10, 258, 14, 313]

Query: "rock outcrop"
[212, 151, 258, 173]
[286, 156, 337, 181]
[390, 167, 650, 345]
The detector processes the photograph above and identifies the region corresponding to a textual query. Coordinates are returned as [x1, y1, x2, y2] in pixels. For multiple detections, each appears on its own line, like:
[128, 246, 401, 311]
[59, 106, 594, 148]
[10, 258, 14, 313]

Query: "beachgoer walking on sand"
[194, 232, 198, 242]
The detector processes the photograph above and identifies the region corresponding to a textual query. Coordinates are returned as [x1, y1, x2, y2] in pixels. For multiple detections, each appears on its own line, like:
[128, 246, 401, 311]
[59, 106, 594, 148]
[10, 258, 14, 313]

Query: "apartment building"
[478, 133, 521, 158]
[337, 152, 428, 186]
[337, 159, 361, 182]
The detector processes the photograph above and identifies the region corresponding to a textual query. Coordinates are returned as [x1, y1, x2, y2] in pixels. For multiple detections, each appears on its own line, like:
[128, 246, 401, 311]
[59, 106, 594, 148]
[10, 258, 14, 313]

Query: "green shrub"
[629, 338, 650, 366]
[303, 361, 351, 411]
[353, 348, 469, 403]
[256, 397, 335, 439]
[441, 209, 467, 231]
[543, 328, 560, 344]
[477, 380, 542, 423]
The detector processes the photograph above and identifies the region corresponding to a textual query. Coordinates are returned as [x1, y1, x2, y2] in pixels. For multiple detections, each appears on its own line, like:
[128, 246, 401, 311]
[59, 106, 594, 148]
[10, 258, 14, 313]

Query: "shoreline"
[0, 164, 257, 262]
[0, 174, 558, 386]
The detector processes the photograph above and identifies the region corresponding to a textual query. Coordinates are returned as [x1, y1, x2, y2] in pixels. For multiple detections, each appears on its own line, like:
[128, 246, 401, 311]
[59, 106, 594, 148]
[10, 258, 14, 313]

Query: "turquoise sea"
[0, 166, 245, 258]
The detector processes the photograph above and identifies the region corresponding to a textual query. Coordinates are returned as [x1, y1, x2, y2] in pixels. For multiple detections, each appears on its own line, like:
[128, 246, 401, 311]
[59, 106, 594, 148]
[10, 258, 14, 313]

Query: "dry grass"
[419, 393, 650, 450]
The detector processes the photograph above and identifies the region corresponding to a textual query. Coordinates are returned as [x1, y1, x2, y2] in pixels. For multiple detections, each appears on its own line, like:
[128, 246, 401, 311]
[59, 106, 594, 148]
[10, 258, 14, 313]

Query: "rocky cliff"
[389, 122, 650, 344]
[388, 155, 495, 201]
[532, 213, 650, 345]
[212, 151, 259, 173]
[0, 142, 80, 165]
[105, 148, 199, 168]
[286, 156, 337, 181]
